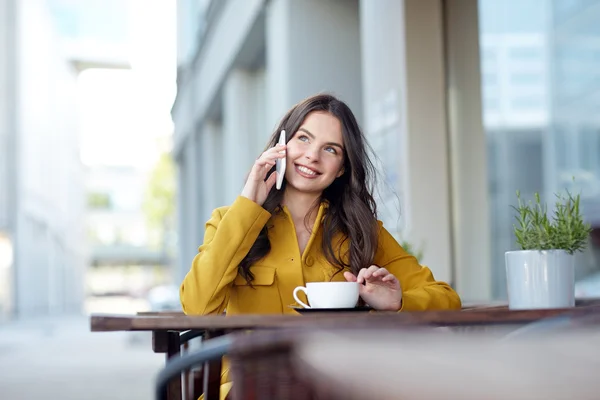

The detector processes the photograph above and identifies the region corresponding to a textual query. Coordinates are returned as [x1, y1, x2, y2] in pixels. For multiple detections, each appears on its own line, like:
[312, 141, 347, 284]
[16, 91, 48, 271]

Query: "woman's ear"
[336, 166, 345, 178]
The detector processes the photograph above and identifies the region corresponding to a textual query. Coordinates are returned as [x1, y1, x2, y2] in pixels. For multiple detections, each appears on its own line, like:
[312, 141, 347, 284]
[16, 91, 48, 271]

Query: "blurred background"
[1, 0, 600, 398]
[0, 0, 177, 321]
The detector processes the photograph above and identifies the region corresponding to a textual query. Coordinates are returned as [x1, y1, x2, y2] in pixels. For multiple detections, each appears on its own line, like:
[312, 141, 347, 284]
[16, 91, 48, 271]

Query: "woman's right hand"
[241, 144, 286, 206]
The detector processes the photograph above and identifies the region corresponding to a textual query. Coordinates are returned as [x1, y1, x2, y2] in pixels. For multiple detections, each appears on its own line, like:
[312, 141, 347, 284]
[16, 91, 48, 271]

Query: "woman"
[180, 93, 461, 398]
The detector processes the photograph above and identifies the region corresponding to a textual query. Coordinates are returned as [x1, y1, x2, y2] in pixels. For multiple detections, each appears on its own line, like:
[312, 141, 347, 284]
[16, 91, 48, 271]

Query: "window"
[478, 0, 600, 299]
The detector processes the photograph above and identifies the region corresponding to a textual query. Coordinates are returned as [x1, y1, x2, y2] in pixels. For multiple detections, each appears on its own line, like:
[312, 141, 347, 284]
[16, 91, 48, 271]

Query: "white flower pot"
[505, 250, 575, 310]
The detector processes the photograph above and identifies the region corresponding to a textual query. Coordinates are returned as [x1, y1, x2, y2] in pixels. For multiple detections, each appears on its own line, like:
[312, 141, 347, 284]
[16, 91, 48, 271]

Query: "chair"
[156, 335, 233, 400]
[179, 330, 208, 398]
[155, 329, 323, 400]
[139, 309, 235, 400]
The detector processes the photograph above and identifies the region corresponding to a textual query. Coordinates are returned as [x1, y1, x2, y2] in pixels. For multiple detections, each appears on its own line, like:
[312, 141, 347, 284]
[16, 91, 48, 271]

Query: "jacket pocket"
[230, 266, 281, 313]
[233, 265, 276, 286]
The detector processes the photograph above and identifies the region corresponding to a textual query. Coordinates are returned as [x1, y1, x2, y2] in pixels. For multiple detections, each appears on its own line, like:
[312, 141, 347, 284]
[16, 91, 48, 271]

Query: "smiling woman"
[179, 93, 461, 399]
[181, 94, 461, 315]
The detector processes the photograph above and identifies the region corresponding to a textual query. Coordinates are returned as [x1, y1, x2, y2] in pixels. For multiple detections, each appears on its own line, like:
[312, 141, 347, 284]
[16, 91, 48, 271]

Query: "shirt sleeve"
[373, 222, 462, 311]
[179, 196, 272, 315]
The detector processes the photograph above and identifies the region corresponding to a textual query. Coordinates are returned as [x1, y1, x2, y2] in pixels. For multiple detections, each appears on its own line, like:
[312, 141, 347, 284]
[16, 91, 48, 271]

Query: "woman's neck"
[282, 188, 321, 228]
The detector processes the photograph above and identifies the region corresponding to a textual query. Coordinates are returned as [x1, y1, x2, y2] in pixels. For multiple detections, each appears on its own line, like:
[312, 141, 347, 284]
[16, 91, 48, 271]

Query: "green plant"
[143, 152, 176, 251]
[512, 190, 591, 254]
[399, 239, 424, 263]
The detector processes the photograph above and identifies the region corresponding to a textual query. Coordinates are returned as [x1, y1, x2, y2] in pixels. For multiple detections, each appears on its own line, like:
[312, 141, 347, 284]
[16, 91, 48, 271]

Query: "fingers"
[260, 144, 286, 162]
[356, 268, 368, 284]
[251, 145, 287, 179]
[343, 271, 357, 282]
[356, 265, 380, 284]
[264, 170, 278, 192]
[241, 145, 287, 204]
[372, 267, 390, 278]
[356, 265, 399, 285]
[371, 266, 399, 288]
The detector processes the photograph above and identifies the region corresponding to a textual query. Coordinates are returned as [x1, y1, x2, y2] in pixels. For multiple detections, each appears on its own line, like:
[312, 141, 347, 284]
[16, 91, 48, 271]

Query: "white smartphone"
[275, 130, 286, 190]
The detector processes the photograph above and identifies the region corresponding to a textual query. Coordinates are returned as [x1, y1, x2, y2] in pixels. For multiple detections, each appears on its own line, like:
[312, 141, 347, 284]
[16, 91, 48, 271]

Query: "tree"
[143, 152, 176, 259]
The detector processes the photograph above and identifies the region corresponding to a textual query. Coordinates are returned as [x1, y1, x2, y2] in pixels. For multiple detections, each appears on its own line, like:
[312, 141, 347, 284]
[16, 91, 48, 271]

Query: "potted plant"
[506, 190, 592, 309]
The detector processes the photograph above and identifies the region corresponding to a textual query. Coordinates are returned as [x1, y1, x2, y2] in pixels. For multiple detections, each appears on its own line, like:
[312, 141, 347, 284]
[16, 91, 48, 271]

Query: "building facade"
[172, 0, 600, 302]
[0, 0, 86, 318]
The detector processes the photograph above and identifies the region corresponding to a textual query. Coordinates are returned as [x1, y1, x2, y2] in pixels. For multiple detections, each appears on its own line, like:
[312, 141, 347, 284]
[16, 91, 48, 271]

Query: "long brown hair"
[239, 94, 379, 282]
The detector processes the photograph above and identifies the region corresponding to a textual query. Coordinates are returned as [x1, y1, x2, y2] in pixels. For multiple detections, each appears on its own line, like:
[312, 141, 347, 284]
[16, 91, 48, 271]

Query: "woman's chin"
[286, 180, 326, 194]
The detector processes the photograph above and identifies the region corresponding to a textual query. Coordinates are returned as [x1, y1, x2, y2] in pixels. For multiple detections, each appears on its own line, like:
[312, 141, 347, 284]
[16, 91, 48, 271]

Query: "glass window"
[479, 0, 600, 299]
[510, 72, 543, 85]
[509, 47, 544, 60]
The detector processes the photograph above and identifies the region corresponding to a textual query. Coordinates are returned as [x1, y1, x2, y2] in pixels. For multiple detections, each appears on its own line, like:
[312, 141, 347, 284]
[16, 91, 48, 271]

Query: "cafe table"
[291, 327, 600, 399]
[90, 298, 600, 400]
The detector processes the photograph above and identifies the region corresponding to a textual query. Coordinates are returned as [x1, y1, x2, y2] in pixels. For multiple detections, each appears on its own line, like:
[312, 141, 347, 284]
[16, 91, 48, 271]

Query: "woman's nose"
[305, 146, 320, 161]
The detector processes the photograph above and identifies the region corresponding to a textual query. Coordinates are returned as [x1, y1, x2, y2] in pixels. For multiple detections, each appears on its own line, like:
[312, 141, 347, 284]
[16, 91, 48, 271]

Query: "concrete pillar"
[265, 0, 363, 126]
[360, 0, 453, 284]
[192, 128, 205, 246]
[176, 139, 201, 281]
[445, 0, 492, 301]
[175, 151, 188, 282]
[222, 69, 257, 204]
[360, 0, 492, 301]
[0, 0, 18, 317]
[183, 132, 200, 264]
[251, 69, 268, 151]
[199, 120, 222, 223]
[222, 67, 269, 206]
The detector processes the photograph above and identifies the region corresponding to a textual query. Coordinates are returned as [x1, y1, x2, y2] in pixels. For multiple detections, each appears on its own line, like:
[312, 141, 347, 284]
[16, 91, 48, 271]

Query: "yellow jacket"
[181, 196, 461, 315]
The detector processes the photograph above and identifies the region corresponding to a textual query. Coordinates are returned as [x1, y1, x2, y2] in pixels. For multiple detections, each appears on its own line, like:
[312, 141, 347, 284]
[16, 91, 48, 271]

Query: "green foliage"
[512, 190, 591, 254]
[142, 153, 176, 233]
[391, 231, 424, 262]
[87, 192, 111, 209]
[399, 239, 424, 263]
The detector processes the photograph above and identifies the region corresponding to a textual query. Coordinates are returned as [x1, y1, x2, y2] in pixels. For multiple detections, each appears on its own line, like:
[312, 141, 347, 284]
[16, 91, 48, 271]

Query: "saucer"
[289, 306, 373, 314]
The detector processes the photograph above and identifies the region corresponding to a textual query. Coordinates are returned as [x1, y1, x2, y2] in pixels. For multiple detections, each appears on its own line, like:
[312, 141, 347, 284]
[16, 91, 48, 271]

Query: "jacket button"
[305, 256, 314, 266]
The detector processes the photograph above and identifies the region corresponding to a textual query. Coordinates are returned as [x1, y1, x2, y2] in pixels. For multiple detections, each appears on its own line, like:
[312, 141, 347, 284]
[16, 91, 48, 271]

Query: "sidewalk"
[0, 314, 165, 399]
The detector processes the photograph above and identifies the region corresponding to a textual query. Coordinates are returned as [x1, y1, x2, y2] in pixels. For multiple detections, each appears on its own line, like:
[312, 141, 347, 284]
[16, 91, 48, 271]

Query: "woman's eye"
[325, 146, 337, 154]
[298, 135, 309, 142]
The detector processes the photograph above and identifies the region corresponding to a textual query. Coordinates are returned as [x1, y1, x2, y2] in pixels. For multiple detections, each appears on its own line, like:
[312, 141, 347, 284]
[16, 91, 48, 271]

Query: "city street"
[0, 312, 164, 399]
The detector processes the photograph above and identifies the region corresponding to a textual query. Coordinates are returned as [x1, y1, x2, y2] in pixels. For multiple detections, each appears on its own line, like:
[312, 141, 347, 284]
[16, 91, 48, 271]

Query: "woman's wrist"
[240, 188, 257, 204]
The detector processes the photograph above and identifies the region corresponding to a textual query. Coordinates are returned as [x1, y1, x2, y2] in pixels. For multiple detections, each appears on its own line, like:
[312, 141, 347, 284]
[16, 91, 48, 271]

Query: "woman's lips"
[295, 164, 320, 179]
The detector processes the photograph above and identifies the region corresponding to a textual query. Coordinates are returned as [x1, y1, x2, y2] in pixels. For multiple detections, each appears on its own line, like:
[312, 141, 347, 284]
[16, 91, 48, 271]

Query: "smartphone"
[275, 130, 286, 190]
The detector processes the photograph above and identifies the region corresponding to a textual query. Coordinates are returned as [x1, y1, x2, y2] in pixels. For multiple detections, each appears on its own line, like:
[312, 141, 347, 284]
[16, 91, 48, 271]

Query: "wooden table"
[90, 299, 600, 400]
[292, 329, 600, 399]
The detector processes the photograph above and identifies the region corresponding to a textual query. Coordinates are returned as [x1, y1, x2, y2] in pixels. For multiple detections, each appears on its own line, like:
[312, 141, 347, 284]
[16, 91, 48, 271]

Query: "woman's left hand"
[344, 265, 402, 311]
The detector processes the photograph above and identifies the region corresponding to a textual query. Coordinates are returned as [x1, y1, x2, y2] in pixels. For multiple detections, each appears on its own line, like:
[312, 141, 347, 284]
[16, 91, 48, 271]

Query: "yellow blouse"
[180, 196, 461, 315]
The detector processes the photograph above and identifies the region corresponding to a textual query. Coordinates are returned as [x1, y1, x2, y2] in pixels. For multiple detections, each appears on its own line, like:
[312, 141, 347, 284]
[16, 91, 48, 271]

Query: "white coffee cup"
[293, 282, 359, 309]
